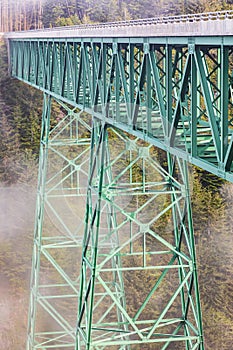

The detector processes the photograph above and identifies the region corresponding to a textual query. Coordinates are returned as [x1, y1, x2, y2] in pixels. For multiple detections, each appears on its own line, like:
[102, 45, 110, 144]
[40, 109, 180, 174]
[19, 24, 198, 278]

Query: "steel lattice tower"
[27, 96, 91, 349]
[27, 96, 204, 349]
[76, 119, 203, 349]
[10, 14, 233, 349]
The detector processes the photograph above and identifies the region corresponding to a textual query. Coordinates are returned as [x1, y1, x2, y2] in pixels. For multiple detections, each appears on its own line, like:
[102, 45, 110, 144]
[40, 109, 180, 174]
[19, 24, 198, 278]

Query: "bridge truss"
[7, 31, 233, 349]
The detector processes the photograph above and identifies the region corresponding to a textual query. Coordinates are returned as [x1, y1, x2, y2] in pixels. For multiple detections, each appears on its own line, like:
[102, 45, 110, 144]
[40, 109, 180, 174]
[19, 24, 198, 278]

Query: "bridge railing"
[5, 9, 233, 34]
[84, 10, 233, 28]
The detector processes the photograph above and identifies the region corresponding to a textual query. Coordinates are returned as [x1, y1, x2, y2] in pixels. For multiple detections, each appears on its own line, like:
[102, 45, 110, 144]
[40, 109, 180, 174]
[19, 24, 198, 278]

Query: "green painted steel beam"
[7, 35, 233, 45]
[25, 95, 204, 349]
[26, 96, 92, 350]
[8, 37, 233, 182]
[9, 30, 233, 350]
[75, 125, 204, 349]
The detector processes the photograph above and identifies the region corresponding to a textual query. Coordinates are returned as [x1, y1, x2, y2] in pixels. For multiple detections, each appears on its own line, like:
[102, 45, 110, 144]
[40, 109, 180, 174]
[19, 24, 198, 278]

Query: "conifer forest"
[1, 0, 233, 349]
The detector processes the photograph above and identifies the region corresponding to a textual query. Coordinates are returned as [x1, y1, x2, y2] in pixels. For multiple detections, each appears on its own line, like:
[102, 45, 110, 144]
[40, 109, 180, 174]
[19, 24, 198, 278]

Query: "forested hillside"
[1, 1, 233, 349]
[1, 0, 233, 31]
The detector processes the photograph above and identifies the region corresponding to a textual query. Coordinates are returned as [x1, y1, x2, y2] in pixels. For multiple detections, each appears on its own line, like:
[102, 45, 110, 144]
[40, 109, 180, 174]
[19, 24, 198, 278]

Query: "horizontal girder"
[8, 36, 233, 181]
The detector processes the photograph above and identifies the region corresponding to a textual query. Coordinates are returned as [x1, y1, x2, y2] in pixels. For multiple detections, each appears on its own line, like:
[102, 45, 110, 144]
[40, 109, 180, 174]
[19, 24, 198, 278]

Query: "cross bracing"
[6, 17, 233, 350]
[76, 122, 203, 349]
[7, 36, 233, 182]
[22, 91, 204, 349]
[26, 96, 92, 349]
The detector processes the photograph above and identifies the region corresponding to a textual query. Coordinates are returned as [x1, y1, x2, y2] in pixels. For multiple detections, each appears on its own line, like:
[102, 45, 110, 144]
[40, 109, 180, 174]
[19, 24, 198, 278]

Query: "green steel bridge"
[4, 9, 233, 350]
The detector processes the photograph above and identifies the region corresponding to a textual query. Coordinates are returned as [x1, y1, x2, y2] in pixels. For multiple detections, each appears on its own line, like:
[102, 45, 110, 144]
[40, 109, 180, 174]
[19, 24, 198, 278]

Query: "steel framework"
[27, 96, 91, 349]
[8, 36, 233, 181]
[7, 28, 233, 350]
[76, 121, 203, 349]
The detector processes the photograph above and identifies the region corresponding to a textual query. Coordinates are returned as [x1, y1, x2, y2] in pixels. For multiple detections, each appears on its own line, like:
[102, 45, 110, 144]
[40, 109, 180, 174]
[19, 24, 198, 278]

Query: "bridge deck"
[5, 12, 233, 182]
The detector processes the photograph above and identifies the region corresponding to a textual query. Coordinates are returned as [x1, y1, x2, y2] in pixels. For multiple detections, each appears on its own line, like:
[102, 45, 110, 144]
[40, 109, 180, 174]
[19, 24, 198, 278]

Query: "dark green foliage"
[190, 169, 233, 349]
[42, 0, 82, 27]
[123, 0, 161, 19]
[2, 0, 233, 31]
[193, 166, 225, 193]
[0, 41, 42, 184]
[1, 1, 233, 349]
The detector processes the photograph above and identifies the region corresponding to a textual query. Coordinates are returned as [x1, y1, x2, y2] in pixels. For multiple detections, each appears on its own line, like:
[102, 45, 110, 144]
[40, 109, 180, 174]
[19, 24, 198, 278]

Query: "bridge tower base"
[26, 96, 204, 350]
[26, 95, 91, 350]
[76, 118, 204, 350]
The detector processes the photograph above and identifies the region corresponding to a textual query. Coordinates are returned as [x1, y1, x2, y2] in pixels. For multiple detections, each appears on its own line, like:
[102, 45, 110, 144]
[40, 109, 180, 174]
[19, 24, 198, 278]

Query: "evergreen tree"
[1, 1, 233, 348]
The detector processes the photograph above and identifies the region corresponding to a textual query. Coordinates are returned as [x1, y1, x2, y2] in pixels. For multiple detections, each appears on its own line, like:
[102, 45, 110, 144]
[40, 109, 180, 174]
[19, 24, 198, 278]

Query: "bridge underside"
[8, 33, 232, 350]
[8, 35, 233, 182]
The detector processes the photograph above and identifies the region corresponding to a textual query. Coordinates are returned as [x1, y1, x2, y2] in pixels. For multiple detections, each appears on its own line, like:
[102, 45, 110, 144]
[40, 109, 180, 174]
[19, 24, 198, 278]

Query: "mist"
[0, 183, 36, 348]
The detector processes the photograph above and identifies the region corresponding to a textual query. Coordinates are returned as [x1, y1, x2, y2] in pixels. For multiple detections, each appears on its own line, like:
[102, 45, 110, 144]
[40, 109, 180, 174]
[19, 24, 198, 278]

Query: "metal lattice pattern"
[9, 38, 233, 181]
[76, 122, 203, 349]
[6, 32, 211, 350]
[27, 96, 91, 349]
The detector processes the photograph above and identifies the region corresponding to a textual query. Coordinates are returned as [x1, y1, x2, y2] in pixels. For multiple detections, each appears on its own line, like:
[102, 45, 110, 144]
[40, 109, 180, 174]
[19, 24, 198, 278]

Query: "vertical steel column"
[167, 153, 204, 350]
[27, 95, 91, 350]
[76, 118, 107, 349]
[76, 123, 204, 349]
[76, 120, 130, 350]
[27, 94, 51, 350]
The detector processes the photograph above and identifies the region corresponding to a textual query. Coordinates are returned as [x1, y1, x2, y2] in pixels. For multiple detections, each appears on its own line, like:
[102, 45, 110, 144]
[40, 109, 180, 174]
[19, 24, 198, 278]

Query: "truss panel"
[76, 122, 204, 350]
[8, 37, 233, 181]
[27, 96, 91, 349]
[5, 31, 212, 350]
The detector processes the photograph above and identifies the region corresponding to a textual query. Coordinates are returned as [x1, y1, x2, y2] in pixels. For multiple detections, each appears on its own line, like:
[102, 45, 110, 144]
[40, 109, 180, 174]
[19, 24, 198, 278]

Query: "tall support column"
[27, 95, 91, 349]
[76, 120, 129, 350]
[76, 124, 204, 349]
[167, 154, 204, 350]
[27, 94, 51, 350]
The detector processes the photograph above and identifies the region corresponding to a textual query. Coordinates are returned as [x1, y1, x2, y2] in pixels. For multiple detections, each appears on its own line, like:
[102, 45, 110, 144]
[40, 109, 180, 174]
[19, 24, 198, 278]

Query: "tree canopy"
[1, 0, 233, 31]
[1, 1, 233, 349]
